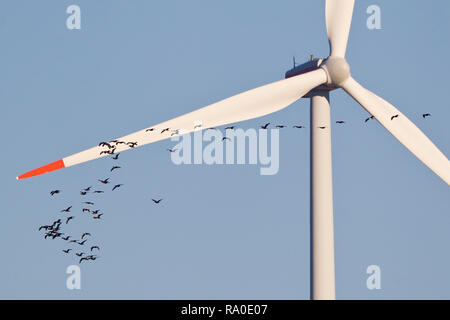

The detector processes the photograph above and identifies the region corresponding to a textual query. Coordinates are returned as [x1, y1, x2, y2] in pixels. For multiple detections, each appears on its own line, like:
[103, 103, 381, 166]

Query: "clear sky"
[0, 0, 449, 299]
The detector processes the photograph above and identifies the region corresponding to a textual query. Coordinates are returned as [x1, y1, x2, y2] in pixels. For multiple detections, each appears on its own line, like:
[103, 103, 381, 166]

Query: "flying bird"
[79, 257, 88, 264]
[91, 246, 100, 251]
[93, 190, 104, 194]
[391, 114, 399, 121]
[225, 126, 235, 130]
[93, 214, 103, 220]
[81, 232, 91, 239]
[336, 121, 345, 124]
[99, 142, 112, 149]
[112, 153, 120, 160]
[76, 252, 85, 257]
[161, 128, 170, 134]
[422, 113, 431, 118]
[60, 206, 72, 213]
[260, 123, 270, 129]
[98, 178, 110, 184]
[194, 124, 202, 130]
[152, 199, 163, 204]
[83, 201, 94, 205]
[318, 126, 327, 129]
[83, 186, 92, 192]
[111, 166, 121, 172]
[276, 125, 286, 128]
[167, 148, 177, 153]
[293, 125, 305, 129]
[50, 190, 60, 196]
[62, 236, 70, 241]
[127, 142, 138, 148]
[62, 249, 72, 254]
[146, 128, 155, 132]
[112, 184, 123, 191]
[365, 115, 375, 122]
[80, 191, 87, 196]
[91, 210, 100, 215]
[222, 137, 231, 141]
[78, 240, 87, 245]
[82, 208, 90, 213]
[66, 216, 74, 224]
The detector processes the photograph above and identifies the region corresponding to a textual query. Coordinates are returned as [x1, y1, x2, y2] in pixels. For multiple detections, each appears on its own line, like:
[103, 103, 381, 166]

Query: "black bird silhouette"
[194, 124, 202, 129]
[167, 148, 177, 153]
[83, 201, 94, 205]
[260, 123, 270, 129]
[293, 125, 305, 129]
[225, 126, 235, 130]
[50, 190, 60, 196]
[93, 190, 104, 193]
[62, 236, 70, 241]
[81, 232, 91, 239]
[365, 115, 375, 122]
[275, 125, 286, 128]
[391, 114, 399, 120]
[82, 208, 90, 213]
[91, 210, 100, 215]
[69, 239, 78, 243]
[152, 199, 163, 204]
[93, 214, 103, 220]
[91, 246, 100, 251]
[76, 252, 85, 257]
[66, 216, 74, 224]
[62, 249, 72, 254]
[222, 137, 231, 141]
[207, 127, 218, 131]
[79, 257, 88, 264]
[60, 206, 72, 213]
[111, 166, 121, 172]
[318, 126, 327, 129]
[336, 121, 345, 124]
[98, 178, 110, 184]
[112, 153, 120, 160]
[127, 142, 138, 148]
[83, 186, 92, 192]
[80, 191, 87, 196]
[146, 128, 155, 132]
[161, 128, 170, 134]
[99, 142, 112, 148]
[78, 240, 87, 245]
[422, 113, 431, 118]
[39, 225, 50, 231]
[112, 184, 123, 191]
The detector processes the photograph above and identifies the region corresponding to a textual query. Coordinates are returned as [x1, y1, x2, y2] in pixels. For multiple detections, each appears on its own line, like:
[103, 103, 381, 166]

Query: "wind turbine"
[17, 0, 450, 299]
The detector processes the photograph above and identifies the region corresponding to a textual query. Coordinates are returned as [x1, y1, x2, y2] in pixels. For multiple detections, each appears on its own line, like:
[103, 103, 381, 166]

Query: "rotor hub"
[320, 57, 350, 86]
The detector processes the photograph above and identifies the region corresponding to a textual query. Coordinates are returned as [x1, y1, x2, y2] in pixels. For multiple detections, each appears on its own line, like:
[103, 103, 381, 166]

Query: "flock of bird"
[40, 152, 163, 264]
[39, 112, 431, 264]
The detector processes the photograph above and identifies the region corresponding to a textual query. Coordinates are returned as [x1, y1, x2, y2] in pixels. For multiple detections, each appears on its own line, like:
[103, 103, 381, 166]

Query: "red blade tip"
[16, 159, 65, 180]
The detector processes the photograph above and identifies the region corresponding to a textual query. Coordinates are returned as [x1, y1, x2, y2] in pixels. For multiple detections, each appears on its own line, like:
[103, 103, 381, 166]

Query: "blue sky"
[0, 0, 449, 299]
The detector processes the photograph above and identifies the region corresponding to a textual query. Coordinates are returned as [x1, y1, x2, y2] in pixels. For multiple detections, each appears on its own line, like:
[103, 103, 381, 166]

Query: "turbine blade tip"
[17, 159, 65, 180]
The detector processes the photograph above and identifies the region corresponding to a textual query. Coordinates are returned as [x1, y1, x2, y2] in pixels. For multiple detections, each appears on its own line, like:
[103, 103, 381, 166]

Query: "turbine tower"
[17, 0, 450, 299]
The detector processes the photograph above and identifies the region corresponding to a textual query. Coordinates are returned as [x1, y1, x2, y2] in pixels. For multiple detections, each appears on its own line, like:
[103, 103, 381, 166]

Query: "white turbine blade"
[17, 69, 328, 179]
[341, 76, 450, 185]
[325, 0, 355, 57]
